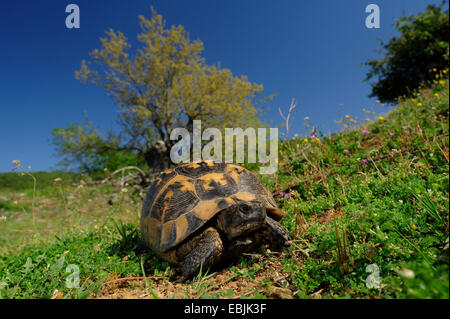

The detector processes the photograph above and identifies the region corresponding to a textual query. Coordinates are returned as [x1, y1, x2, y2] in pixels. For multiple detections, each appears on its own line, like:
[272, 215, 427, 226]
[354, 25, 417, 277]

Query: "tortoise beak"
[266, 207, 284, 221]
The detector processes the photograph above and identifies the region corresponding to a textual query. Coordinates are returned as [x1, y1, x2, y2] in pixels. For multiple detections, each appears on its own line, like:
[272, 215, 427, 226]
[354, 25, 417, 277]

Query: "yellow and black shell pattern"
[140, 161, 283, 254]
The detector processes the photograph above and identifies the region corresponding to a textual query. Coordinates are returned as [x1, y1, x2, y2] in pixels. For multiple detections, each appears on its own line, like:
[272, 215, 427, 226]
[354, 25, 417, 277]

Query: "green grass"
[0, 222, 169, 298]
[0, 171, 82, 192]
[262, 77, 449, 298]
[0, 75, 448, 299]
[0, 171, 140, 255]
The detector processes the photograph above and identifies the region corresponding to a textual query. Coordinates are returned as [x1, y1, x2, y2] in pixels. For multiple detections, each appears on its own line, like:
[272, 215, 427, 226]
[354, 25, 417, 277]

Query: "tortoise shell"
[140, 161, 283, 253]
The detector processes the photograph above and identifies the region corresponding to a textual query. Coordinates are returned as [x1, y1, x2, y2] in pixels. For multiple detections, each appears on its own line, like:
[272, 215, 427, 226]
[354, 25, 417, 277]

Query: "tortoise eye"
[239, 204, 252, 214]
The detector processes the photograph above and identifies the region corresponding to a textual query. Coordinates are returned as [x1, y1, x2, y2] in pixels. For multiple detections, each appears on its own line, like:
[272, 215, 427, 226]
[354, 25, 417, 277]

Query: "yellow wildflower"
[434, 93, 439, 97]
[417, 102, 423, 107]
[378, 116, 385, 121]
[345, 115, 350, 119]
[303, 139, 309, 143]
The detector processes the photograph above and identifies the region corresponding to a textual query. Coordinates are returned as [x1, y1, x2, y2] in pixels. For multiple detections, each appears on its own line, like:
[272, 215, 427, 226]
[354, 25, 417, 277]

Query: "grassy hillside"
[0, 171, 82, 191]
[263, 73, 449, 298]
[0, 72, 448, 299]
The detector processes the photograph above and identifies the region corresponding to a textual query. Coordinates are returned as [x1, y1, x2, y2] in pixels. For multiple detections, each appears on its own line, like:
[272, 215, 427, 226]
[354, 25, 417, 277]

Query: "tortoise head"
[216, 202, 266, 240]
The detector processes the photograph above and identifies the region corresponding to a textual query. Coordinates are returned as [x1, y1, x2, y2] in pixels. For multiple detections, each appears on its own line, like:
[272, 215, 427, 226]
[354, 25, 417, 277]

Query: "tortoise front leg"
[220, 217, 290, 264]
[261, 216, 291, 249]
[219, 237, 259, 265]
[178, 227, 224, 281]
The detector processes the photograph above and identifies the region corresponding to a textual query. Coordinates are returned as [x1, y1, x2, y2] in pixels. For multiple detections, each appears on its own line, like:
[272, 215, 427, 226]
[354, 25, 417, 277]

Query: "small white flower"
[0, 216, 6, 223]
[399, 200, 403, 204]
[121, 188, 128, 193]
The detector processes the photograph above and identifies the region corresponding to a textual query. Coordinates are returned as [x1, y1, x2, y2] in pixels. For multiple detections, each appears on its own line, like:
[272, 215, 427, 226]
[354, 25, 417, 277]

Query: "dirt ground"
[93, 251, 303, 299]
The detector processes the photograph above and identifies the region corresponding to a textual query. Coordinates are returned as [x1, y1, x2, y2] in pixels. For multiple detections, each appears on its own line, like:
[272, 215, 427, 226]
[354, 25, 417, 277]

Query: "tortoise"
[140, 161, 290, 280]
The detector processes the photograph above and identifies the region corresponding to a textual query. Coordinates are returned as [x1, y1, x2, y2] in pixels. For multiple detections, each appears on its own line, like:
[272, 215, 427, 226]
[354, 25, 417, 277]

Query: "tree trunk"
[144, 141, 171, 173]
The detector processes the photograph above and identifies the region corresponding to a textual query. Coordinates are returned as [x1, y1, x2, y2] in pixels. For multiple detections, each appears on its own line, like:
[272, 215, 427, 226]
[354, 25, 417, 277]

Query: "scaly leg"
[178, 227, 224, 281]
[220, 216, 290, 264]
[260, 216, 291, 249]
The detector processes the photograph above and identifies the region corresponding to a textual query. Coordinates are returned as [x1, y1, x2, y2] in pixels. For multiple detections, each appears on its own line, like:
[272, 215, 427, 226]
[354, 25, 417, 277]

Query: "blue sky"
[0, 0, 442, 172]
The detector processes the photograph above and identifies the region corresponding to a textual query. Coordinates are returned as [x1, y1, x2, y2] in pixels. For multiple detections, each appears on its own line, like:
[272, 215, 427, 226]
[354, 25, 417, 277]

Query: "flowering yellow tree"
[54, 7, 267, 171]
